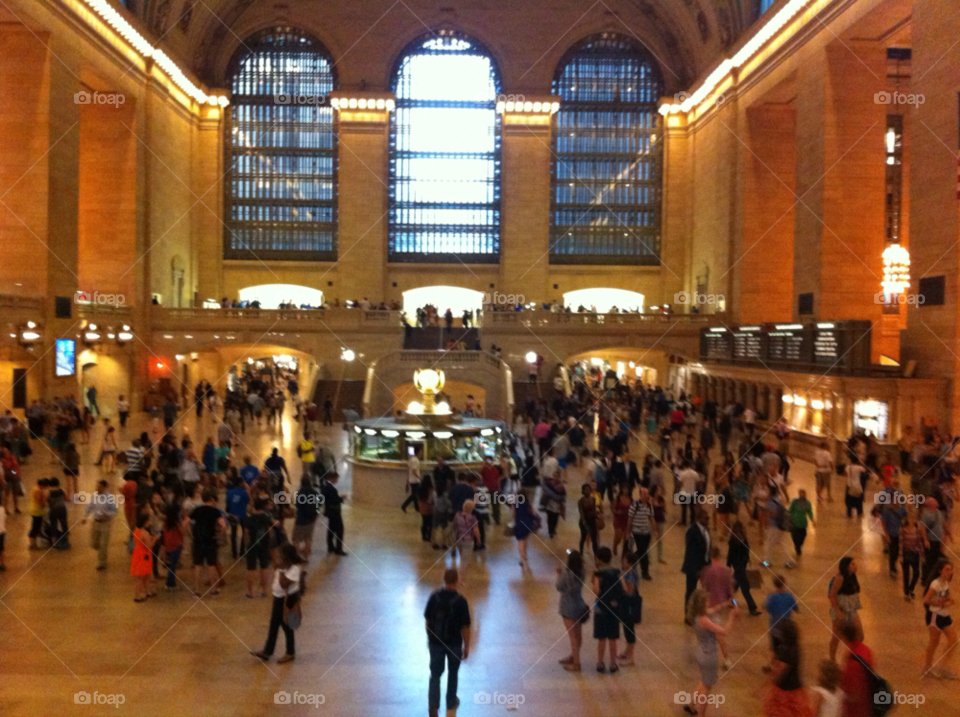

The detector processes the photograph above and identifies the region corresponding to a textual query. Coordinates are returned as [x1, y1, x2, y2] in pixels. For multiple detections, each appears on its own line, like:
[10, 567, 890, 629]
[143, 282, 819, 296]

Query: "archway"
[402, 286, 484, 317]
[563, 287, 644, 313]
[238, 284, 324, 308]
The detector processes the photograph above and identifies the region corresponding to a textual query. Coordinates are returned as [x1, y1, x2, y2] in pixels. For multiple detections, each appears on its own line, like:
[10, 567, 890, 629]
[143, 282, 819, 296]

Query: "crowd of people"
[410, 373, 958, 716]
[1, 363, 957, 715]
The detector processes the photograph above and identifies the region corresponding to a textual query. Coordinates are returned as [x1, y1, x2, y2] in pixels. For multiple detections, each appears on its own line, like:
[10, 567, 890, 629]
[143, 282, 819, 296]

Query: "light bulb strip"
[660, 0, 823, 116]
[77, 0, 227, 110]
[496, 100, 560, 114]
[330, 97, 395, 112]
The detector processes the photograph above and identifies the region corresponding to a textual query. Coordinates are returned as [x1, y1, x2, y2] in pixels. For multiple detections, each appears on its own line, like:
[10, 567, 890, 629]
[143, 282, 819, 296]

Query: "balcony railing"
[0, 293, 44, 311]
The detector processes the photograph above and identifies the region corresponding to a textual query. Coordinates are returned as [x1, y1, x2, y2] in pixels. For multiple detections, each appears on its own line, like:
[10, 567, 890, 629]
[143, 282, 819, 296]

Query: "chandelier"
[881, 243, 910, 295]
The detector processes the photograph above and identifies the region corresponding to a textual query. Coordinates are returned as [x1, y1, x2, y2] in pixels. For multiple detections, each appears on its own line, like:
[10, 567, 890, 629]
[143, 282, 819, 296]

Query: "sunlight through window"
[390, 33, 501, 262]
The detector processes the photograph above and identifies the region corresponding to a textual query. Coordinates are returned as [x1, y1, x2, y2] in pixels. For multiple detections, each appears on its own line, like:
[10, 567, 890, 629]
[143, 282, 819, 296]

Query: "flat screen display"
[55, 339, 76, 377]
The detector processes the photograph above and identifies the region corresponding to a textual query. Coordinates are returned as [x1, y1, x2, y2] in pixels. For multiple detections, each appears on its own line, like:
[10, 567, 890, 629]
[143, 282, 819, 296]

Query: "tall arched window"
[551, 34, 663, 264]
[390, 32, 501, 263]
[226, 28, 337, 260]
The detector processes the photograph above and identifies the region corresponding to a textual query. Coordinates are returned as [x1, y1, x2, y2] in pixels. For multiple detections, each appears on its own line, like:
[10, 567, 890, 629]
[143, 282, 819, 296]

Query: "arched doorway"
[402, 286, 484, 317]
[238, 284, 324, 308]
[563, 288, 644, 313]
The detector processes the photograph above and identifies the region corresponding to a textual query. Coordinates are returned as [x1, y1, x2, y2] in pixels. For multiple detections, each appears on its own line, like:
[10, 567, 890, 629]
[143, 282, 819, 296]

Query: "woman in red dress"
[131, 513, 155, 602]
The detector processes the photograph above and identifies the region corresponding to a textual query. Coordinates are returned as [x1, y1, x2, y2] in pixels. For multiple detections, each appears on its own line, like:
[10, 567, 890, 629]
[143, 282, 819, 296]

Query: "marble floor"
[0, 409, 955, 716]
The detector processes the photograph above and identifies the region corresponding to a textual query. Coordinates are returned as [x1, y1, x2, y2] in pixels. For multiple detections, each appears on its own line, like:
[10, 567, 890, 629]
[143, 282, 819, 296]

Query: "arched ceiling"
[136, 0, 754, 94]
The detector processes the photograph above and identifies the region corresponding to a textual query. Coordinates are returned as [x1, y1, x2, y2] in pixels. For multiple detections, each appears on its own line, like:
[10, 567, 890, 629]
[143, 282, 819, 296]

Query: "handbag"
[283, 598, 302, 630]
[746, 568, 763, 590]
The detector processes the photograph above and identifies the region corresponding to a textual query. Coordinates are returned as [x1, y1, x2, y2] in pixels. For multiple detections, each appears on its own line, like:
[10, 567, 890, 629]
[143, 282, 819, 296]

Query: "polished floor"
[0, 408, 955, 716]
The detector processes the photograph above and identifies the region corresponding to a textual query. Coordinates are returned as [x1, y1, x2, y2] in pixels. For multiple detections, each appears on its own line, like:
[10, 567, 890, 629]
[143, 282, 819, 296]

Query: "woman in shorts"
[922, 558, 958, 679]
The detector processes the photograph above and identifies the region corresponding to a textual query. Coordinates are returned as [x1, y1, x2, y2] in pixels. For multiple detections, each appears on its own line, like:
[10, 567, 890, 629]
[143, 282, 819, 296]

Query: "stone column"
[331, 92, 392, 303]
[499, 99, 555, 304]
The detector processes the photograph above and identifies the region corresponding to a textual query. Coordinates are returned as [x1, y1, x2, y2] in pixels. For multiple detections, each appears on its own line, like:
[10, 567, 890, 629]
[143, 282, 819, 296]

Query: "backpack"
[427, 591, 463, 645]
[851, 654, 893, 717]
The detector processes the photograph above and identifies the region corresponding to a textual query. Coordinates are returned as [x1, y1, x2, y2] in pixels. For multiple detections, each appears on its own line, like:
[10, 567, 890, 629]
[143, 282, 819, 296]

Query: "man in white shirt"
[813, 441, 835, 503]
[676, 460, 701, 525]
[402, 449, 422, 513]
[743, 406, 757, 439]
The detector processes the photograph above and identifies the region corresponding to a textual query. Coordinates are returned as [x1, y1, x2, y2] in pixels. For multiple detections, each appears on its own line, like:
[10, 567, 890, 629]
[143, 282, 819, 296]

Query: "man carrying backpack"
[424, 568, 471, 717]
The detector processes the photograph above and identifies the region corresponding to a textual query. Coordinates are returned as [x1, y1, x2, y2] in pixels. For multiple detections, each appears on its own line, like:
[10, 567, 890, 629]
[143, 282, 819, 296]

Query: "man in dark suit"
[611, 450, 641, 493]
[681, 508, 711, 622]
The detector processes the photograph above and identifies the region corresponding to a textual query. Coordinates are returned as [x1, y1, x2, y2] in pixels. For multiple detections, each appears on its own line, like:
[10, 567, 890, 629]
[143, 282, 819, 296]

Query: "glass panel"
[551, 34, 663, 264]
[225, 29, 337, 259]
[390, 34, 501, 262]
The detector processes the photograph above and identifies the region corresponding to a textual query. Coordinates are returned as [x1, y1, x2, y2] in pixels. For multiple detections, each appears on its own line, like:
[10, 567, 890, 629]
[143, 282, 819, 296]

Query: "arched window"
[390, 32, 501, 263]
[225, 28, 337, 260]
[551, 34, 663, 264]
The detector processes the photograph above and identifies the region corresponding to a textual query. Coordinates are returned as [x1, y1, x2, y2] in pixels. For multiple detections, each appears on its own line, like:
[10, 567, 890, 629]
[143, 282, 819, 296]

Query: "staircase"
[312, 379, 366, 418]
[403, 326, 481, 350]
[512, 381, 551, 414]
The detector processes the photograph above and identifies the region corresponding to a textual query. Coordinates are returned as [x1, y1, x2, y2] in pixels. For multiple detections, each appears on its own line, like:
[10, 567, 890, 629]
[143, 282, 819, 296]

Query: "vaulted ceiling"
[134, 0, 759, 93]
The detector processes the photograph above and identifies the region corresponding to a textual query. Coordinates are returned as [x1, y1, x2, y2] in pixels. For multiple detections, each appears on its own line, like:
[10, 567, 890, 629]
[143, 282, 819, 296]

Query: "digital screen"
[55, 339, 76, 377]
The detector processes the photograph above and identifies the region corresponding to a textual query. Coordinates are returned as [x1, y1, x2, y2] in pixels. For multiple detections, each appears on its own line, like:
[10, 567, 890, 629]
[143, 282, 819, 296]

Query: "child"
[453, 500, 480, 559]
[762, 575, 799, 672]
[618, 550, 641, 666]
[810, 659, 841, 717]
[0, 503, 6, 570]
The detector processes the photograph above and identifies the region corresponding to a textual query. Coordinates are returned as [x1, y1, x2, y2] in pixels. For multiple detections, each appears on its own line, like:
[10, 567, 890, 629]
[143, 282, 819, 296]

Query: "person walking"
[787, 489, 815, 562]
[191, 489, 226, 596]
[320, 472, 346, 556]
[592, 546, 623, 674]
[726, 520, 762, 615]
[402, 447, 422, 513]
[131, 513, 155, 602]
[244, 497, 277, 598]
[682, 509, 711, 618]
[556, 550, 588, 672]
[627, 487, 657, 581]
[577, 483, 600, 558]
[252, 543, 306, 664]
[899, 512, 926, 600]
[417, 479, 435, 543]
[828, 557, 862, 662]
[424, 567, 471, 717]
[161, 503, 184, 591]
[762, 618, 812, 717]
[291, 475, 320, 559]
[837, 620, 873, 717]
[921, 558, 958, 679]
[81, 480, 118, 570]
[513, 488, 539, 568]
[684, 588, 737, 717]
